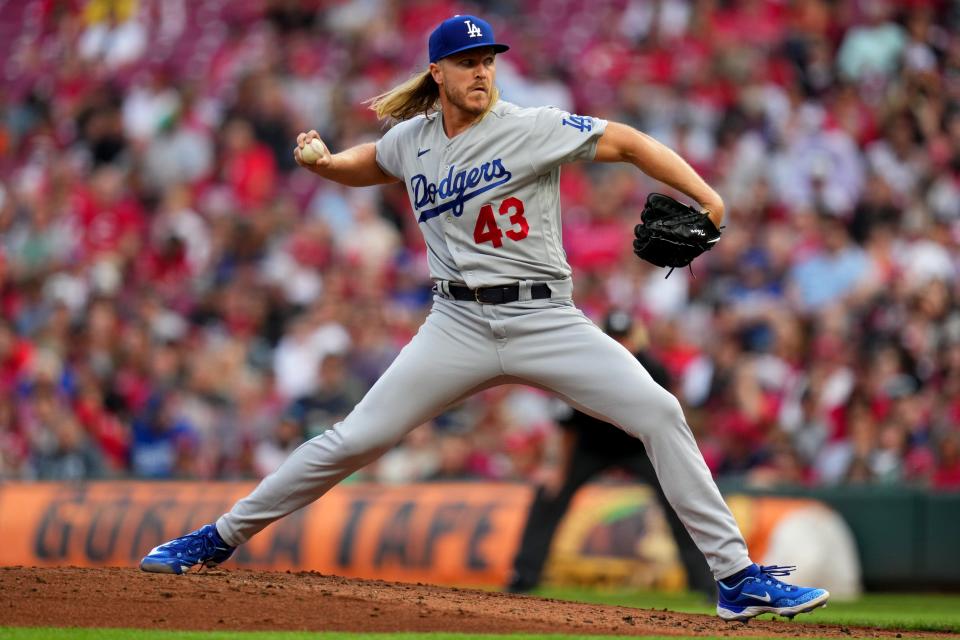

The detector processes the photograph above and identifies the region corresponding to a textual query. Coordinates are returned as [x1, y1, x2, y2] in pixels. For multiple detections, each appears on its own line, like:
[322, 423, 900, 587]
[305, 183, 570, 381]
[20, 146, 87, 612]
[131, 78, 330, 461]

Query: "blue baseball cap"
[428, 15, 509, 63]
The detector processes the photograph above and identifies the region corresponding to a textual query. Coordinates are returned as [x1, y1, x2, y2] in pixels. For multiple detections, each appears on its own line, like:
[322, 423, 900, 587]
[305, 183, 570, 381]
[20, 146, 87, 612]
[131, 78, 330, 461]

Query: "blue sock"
[719, 564, 755, 588]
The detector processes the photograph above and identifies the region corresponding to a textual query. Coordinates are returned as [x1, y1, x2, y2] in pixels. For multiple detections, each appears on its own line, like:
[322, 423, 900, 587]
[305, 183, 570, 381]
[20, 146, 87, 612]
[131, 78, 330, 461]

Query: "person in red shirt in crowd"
[0, 393, 30, 478]
[932, 431, 960, 490]
[0, 319, 33, 394]
[221, 117, 277, 210]
[136, 234, 192, 292]
[73, 377, 130, 472]
[73, 165, 146, 262]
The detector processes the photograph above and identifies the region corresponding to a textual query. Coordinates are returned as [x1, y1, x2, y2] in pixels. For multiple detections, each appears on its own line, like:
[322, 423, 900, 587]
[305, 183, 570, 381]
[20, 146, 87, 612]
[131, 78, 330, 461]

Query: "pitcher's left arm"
[594, 122, 724, 228]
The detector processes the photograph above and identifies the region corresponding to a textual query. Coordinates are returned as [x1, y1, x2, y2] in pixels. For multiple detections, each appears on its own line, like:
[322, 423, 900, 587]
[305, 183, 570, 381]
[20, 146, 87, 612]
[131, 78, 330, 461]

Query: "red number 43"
[473, 196, 529, 248]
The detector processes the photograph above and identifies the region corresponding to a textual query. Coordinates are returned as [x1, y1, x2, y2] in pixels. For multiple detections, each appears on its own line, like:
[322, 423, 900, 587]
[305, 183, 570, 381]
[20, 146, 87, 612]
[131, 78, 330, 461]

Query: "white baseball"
[300, 138, 326, 164]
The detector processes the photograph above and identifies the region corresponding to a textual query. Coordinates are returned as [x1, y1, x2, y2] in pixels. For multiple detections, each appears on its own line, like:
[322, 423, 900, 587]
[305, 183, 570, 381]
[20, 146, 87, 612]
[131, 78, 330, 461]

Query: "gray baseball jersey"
[375, 101, 607, 287]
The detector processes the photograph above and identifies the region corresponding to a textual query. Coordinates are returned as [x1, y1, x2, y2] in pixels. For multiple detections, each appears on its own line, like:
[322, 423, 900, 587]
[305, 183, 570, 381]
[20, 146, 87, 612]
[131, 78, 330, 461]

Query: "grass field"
[535, 588, 960, 633]
[3, 590, 959, 639]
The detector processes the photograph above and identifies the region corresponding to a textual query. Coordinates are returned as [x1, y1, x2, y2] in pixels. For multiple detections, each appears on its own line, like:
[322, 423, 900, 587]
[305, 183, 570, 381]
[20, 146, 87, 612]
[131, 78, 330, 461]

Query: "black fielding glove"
[633, 193, 722, 276]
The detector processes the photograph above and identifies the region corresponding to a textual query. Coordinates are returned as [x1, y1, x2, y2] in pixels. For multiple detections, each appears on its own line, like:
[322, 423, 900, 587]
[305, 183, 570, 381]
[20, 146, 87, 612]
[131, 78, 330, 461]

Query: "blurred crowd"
[1, 0, 959, 490]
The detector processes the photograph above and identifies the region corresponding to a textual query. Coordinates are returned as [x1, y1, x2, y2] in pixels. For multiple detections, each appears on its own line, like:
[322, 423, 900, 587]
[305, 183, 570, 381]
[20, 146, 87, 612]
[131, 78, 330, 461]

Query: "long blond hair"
[368, 66, 501, 122]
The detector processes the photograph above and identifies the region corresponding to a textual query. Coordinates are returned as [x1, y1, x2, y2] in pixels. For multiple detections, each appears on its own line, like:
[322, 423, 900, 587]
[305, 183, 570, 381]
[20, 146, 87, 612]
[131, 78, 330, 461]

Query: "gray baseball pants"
[217, 285, 751, 579]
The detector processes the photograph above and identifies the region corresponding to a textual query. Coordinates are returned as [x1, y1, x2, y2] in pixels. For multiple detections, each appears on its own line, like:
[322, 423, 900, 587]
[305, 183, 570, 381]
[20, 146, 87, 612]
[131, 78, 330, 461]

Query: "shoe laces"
[755, 564, 798, 592]
[166, 528, 220, 561]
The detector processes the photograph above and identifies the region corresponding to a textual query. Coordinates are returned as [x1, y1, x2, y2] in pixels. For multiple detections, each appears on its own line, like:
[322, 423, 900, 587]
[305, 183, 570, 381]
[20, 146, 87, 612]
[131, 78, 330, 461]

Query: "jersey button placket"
[440, 161, 451, 228]
[441, 158, 460, 269]
[440, 161, 459, 250]
[438, 152, 463, 269]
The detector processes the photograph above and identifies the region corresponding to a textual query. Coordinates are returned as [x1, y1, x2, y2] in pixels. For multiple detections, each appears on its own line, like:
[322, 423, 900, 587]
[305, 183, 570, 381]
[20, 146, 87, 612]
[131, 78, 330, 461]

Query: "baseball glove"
[633, 193, 722, 276]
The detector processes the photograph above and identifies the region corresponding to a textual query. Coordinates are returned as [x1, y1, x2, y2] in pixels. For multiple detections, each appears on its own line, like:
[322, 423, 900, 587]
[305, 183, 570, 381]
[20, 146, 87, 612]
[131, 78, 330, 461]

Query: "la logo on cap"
[427, 14, 510, 63]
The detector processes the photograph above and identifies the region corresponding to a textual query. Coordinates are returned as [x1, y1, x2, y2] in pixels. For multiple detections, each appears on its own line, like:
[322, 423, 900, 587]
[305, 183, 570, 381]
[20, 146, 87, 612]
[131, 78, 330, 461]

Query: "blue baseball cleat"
[716, 564, 830, 621]
[139, 523, 235, 575]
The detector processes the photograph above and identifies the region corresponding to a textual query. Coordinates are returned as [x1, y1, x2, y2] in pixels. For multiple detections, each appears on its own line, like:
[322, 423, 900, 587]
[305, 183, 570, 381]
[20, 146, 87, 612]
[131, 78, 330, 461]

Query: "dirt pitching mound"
[0, 566, 950, 637]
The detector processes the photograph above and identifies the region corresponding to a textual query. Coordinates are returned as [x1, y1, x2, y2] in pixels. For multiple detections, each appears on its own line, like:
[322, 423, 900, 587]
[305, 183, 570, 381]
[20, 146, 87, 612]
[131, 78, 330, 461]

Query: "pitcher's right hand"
[294, 130, 332, 171]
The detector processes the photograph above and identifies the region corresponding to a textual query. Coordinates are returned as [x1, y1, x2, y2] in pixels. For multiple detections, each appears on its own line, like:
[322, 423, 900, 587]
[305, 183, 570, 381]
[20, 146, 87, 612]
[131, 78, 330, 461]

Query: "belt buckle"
[474, 287, 485, 304]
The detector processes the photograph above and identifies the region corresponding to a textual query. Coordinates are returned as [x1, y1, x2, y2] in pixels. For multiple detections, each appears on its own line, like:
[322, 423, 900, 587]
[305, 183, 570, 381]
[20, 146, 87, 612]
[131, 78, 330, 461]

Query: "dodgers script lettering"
[411, 159, 512, 222]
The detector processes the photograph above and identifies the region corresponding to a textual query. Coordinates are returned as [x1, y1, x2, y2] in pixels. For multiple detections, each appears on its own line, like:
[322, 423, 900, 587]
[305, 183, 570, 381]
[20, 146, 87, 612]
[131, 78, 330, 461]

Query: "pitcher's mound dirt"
[0, 566, 950, 637]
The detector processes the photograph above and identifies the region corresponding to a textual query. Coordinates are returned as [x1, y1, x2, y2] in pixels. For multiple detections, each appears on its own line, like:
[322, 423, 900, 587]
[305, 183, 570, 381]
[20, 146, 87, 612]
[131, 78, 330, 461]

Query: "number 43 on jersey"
[473, 197, 529, 248]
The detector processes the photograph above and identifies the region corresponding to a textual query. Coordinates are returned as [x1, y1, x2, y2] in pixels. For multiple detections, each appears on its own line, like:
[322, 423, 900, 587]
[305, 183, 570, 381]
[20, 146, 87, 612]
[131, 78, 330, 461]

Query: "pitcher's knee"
[625, 389, 686, 437]
[332, 425, 394, 462]
[655, 391, 686, 425]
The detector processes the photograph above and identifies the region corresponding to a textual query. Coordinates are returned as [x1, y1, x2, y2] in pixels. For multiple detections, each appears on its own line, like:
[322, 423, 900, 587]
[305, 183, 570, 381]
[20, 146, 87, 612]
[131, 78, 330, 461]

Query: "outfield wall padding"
[720, 484, 960, 590]
[0, 481, 885, 590]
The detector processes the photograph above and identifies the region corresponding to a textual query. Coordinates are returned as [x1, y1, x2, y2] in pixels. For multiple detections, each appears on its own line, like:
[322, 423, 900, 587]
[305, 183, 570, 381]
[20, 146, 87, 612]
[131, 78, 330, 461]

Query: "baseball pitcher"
[140, 14, 829, 622]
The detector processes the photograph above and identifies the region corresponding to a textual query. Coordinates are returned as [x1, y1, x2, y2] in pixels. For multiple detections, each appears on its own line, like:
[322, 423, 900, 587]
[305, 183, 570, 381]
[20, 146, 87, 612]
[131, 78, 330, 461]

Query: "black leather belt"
[447, 283, 552, 304]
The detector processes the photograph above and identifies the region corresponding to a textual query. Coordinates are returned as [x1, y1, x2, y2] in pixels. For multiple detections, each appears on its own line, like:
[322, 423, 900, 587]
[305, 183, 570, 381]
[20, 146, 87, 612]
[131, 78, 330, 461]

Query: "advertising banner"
[0, 482, 854, 591]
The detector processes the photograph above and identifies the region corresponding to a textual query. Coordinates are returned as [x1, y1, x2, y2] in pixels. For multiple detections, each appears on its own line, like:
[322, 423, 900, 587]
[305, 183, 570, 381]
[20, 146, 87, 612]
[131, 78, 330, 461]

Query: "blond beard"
[443, 83, 488, 117]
